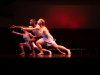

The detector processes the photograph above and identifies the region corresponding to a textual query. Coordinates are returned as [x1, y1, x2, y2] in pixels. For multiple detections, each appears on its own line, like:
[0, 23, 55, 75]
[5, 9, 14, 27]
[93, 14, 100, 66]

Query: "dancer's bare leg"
[36, 40, 65, 55]
[35, 47, 52, 55]
[36, 40, 44, 55]
[19, 43, 28, 55]
[52, 43, 66, 55]
[42, 48, 52, 55]
[29, 38, 37, 55]
[57, 45, 71, 54]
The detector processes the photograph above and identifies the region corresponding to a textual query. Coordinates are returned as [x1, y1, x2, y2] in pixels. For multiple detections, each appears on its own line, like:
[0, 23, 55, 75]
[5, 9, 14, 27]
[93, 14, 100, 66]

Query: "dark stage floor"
[0, 54, 100, 66]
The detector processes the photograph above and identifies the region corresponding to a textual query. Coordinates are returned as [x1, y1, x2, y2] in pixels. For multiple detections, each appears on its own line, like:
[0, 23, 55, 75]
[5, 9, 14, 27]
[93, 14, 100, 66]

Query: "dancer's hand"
[12, 30, 15, 33]
[21, 27, 24, 30]
[10, 25, 15, 29]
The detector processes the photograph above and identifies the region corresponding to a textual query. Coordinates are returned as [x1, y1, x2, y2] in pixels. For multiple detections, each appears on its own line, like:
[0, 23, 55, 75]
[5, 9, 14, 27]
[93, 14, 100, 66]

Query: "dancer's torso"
[41, 27, 53, 42]
[23, 34, 30, 42]
[29, 24, 42, 37]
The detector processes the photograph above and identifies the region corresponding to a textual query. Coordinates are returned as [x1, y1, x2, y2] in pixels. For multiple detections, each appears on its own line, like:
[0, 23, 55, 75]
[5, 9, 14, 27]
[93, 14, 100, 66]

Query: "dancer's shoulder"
[43, 26, 49, 32]
[36, 24, 41, 29]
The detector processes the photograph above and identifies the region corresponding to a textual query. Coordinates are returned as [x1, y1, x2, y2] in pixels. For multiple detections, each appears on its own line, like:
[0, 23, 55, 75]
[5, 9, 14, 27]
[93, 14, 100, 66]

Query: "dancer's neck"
[32, 24, 36, 28]
[40, 24, 44, 28]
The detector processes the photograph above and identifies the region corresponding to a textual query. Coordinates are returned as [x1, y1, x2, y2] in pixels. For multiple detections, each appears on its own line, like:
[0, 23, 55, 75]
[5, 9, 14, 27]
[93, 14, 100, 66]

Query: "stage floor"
[0, 54, 100, 66]
[0, 54, 100, 58]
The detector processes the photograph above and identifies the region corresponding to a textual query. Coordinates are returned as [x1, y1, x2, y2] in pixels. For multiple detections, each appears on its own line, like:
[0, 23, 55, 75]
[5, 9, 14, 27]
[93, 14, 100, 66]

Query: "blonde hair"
[39, 18, 45, 26]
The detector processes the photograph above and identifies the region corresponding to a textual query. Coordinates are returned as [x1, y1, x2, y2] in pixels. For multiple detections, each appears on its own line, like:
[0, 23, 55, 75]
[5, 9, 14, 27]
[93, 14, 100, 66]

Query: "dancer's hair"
[31, 19, 36, 23]
[40, 18, 45, 26]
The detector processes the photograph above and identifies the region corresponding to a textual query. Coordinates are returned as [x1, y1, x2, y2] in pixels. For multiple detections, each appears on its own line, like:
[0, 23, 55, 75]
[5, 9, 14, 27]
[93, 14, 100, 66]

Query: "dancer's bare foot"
[67, 54, 71, 58]
[49, 51, 52, 55]
[30, 53, 35, 55]
[20, 52, 25, 55]
[37, 55, 44, 58]
[20, 54, 25, 58]
[61, 52, 66, 55]
[37, 52, 44, 55]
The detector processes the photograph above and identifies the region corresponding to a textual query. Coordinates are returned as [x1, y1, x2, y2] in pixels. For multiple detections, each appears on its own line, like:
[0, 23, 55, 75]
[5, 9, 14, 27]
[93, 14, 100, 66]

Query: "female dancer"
[22, 18, 71, 55]
[12, 29, 52, 55]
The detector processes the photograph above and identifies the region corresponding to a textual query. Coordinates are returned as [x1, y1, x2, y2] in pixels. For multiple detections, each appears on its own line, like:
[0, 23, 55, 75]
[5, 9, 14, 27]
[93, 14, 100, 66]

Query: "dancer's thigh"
[29, 37, 37, 42]
[36, 39, 45, 45]
[22, 43, 28, 47]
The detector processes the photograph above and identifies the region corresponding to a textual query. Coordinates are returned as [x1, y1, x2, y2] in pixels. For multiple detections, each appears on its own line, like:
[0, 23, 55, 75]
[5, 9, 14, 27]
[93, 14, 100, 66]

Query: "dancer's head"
[37, 18, 45, 26]
[29, 19, 36, 26]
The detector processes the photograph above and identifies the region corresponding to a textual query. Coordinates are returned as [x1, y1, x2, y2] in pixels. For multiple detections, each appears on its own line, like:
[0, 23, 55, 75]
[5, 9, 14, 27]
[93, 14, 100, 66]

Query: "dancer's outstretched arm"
[22, 27, 40, 31]
[10, 25, 29, 29]
[12, 30, 23, 36]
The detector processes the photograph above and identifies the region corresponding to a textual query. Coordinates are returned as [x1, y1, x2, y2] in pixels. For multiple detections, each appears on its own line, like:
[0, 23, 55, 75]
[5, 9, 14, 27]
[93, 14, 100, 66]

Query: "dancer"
[12, 29, 52, 55]
[10, 19, 44, 55]
[22, 18, 71, 55]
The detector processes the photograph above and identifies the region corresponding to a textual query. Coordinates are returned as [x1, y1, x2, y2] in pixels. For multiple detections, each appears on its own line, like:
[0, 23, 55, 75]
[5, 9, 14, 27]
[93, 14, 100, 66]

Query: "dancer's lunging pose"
[10, 19, 44, 55]
[22, 18, 71, 55]
[12, 29, 52, 55]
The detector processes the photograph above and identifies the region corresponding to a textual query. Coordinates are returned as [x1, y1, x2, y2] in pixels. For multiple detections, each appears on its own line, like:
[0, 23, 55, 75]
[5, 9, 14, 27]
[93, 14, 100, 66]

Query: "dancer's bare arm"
[12, 30, 23, 36]
[22, 26, 40, 31]
[28, 33, 35, 38]
[10, 25, 29, 29]
[44, 27, 54, 40]
[44, 27, 56, 41]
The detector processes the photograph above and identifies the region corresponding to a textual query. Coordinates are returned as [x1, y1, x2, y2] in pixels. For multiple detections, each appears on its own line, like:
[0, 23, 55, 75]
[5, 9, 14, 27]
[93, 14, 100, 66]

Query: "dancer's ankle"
[40, 51, 43, 53]
[22, 52, 25, 54]
[49, 51, 52, 54]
